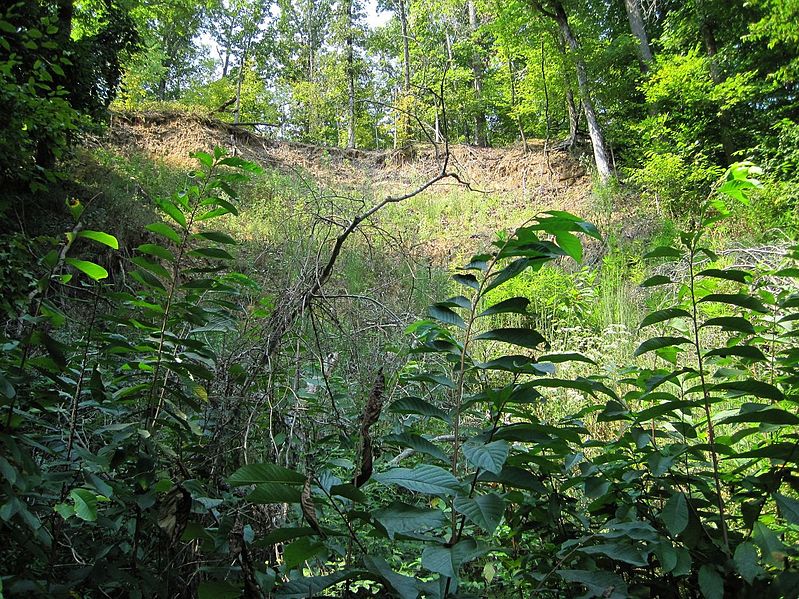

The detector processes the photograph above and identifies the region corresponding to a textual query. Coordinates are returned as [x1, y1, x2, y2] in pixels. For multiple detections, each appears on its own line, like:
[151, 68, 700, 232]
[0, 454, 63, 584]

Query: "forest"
[1, 0, 799, 597]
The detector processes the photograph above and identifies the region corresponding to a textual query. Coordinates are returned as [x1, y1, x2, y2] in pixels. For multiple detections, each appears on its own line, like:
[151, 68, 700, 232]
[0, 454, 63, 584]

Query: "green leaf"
[146, 222, 181, 243]
[712, 380, 783, 401]
[246, 483, 302, 503]
[661, 492, 689, 536]
[156, 198, 187, 228]
[462, 440, 509, 475]
[228, 464, 305, 486]
[274, 570, 353, 599]
[774, 493, 799, 525]
[704, 346, 766, 361]
[720, 407, 798, 426]
[70, 489, 98, 522]
[65, 258, 108, 281]
[200, 196, 239, 216]
[372, 465, 461, 496]
[454, 493, 504, 533]
[282, 537, 326, 571]
[362, 556, 421, 599]
[634, 336, 692, 357]
[329, 484, 367, 503]
[734, 542, 761, 585]
[421, 539, 485, 579]
[641, 275, 673, 287]
[644, 246, 682, 259]
[388, 397, 450, 422]
[373, 502, 446, 539]
[192, 151, 214, 168]
[137, 243, 176, 262]
[195, 230, 238, 244]
[698, 565, 724, 599]
[697, 268, 751, 283]
[384, 433, 449, 463]
[701, 316, 754, 334]
[428, 304, 466, 329]
[478, 296, 530, 317]
[698, 293, 767, 313]
[453, 273, 479, 289]
[639, 308, 691, 329]
[555, 231, 582, 261]
[752, 522, 786, 566]
[474, 327, 547, 350]
[188, 247, 235, 260]
[78, 230, 119, 250]
[198, 582, 240, 599]
[558, 570, 628, 599]
[580, 542, 648, 567]
[484, 258, 530, 293]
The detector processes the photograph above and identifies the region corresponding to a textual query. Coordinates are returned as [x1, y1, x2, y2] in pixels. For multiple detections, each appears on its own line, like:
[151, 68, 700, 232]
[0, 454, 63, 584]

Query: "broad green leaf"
[712, 380, 783, 401]
[372, 465, 461, 496]
[734, 542, 761, 584]
[246, 483, 302, 503]
[701, 316, 754, 334]
[454, 493, 504, 533]
[720, 408, 798, 426]
[192, 151, 213, 168]
[198, 582, 240, 599]
[329, 484, 367, 503]
[634, 336, 692, 357]
[66, 258, 108, 281]
[558, 570, 628, 599]
[195, 230, 238, 244]
[282, 537, 326, 571]
[478, 296, 530, 317]
[156, 198, 186, 228]
[362, 556, 420, 599]
[428, 304, 466, 329]
[704, 346, 766, 361]
[774, 493, 799, 525]
[70, 489, 98, 522]
[644, 246, 682, 259]
[661, 492, 689, 536]
[421, 539, 485, 579]
[78, 230, 118, 249]
[462, 440, 509, 475]
[453, 273, 479, 289]
[373, 502, 446, 539]
[199, 196, 239, 216]
[137, 243, 176, 262]
[388, 397, 450, 422]
[639, 308, 691, 329]
[580, 542, 648, 567]
[696, 268, 751, 283]
[698, 565, 724, 599]
[483, 258, 530, 293]
[555, 231, 582, 261]
[752, 522, 786, 566]
[474, 327, 547, 350]
[229, 463, 305, 486]
[188, 247, 234, 260]
[641, 275, 673, 287]
[146, 222, 181, 244]
[698, 293, 767, 313]
[384, 433, 449, 463]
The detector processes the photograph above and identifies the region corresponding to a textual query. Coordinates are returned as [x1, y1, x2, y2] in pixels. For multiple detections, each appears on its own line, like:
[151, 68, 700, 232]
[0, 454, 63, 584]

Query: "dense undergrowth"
[1, 141, 798, 599]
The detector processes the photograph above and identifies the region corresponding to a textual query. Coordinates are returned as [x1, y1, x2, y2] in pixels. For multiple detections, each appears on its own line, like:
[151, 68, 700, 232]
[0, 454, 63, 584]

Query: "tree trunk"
[399, 0, 411, 93]
[623, 0, 653, 71]
[56, 0, 73, 44]
[566, 88, 579, 147]
[543, 0, 613, 182]
[694, 0, 734, 162]
[346, 0, 356, 148]
[468, 0, 488, 146]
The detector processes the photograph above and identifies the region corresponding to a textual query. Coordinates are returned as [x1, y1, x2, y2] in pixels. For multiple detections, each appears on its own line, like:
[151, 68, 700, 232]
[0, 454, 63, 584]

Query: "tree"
[530, 0, 614, 181]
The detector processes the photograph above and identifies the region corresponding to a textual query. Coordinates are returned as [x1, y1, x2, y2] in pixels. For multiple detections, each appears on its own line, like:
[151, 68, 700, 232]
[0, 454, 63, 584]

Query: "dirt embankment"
[104, 110, 594, 214]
